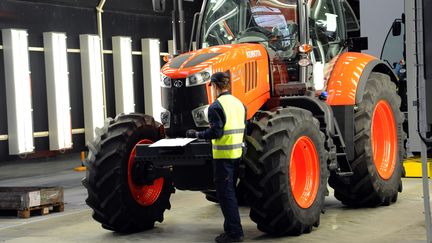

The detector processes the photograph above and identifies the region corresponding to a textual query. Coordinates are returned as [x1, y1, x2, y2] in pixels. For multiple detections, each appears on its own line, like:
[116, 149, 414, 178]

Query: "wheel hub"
[289, 136, 320, 209]
[371, 100, 397, 180]
[128, 139, 164, 206]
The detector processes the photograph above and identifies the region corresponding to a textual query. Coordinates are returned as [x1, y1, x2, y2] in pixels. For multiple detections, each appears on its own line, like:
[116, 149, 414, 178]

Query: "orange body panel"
[326, 52, 376, 106]
[162, 44, 271, 120]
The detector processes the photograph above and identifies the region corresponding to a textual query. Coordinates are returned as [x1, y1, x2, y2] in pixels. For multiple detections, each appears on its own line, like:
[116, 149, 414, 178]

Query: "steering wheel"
[207, 26, 229, 46]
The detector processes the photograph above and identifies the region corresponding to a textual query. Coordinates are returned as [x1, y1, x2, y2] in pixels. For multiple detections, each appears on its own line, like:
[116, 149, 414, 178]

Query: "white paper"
[149, 138, 197, 147]
[28, 191, 41, 207]
[325, 13, 338, 32]
[313, 61, 325, 90]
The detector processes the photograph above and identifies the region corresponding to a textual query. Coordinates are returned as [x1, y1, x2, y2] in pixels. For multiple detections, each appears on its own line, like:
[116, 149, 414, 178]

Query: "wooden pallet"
[16, 202, 65, 218]
[0, 187, 64, 218]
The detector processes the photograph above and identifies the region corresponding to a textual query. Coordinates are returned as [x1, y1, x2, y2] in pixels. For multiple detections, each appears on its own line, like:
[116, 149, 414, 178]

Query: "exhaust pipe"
[178, 0, 186, 53]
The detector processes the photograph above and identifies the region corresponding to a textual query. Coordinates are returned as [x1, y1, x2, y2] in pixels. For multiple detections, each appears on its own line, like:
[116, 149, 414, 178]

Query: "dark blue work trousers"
[213, 159, 244, 238]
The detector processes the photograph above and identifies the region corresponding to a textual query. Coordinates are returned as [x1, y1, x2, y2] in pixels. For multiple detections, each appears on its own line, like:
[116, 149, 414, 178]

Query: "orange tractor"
[83, 0, 405, 236]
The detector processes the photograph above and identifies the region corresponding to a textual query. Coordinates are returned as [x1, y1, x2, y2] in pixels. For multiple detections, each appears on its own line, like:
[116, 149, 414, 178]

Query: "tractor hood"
[161, 43, 268, 79]
[159, 43, 269, 137]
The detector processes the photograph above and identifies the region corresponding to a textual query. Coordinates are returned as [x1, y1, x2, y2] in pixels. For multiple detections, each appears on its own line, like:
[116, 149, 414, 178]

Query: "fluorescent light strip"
[2, 29, 34, 155]
[79, 34, 105, 143]
[43, 32, 73, 150]
[142, 38, 162, 122]
[112, 36, 135, 114]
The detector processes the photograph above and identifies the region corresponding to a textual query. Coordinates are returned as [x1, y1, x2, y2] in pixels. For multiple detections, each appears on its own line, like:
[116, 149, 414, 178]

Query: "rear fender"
[326, 52, 398, 106]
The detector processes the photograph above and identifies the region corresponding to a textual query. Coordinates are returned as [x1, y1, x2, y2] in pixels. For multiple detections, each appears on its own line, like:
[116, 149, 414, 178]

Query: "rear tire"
[329, 73, 405, 207]
[82, 113, 174, 233]
[243, 107, 328, 235]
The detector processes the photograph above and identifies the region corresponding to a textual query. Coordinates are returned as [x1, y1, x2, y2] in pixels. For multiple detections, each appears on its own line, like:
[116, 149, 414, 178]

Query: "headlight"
[192, 105, 209, 127]
[160, 108, 171, 128]
[160, 73, 171, 88]
[186, 69, 211, 87]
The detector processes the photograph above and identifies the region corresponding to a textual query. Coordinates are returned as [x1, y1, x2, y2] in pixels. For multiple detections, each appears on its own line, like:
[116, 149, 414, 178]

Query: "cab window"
[309, 0, 342, 62]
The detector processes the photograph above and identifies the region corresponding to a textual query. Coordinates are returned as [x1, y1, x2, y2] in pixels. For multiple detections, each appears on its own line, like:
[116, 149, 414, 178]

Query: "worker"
[186, 71, 245, 243]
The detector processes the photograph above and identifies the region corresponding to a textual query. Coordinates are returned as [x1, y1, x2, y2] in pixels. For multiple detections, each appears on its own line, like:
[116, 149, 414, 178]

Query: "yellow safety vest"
[212, 94, 246, 159]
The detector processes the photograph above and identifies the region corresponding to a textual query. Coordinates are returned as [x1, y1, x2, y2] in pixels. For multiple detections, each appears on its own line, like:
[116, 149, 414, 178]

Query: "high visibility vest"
[212, 94, 246, 159]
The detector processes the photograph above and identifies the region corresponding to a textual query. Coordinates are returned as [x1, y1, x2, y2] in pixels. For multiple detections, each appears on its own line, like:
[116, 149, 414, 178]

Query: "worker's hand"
[186, 129, 198, 138]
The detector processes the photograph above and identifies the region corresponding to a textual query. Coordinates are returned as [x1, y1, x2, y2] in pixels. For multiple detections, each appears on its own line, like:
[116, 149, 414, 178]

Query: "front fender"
[326, 52, 398, 106]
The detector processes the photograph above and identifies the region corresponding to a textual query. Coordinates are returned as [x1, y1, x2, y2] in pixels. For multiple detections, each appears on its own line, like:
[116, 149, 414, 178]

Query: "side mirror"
[392, 21, 402, 36]
[152, 0, 166, 13]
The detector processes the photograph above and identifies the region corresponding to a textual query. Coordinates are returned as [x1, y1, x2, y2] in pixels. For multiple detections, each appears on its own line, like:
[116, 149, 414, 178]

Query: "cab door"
[249, 0, 301, 95]
[308, 0, 345, 91]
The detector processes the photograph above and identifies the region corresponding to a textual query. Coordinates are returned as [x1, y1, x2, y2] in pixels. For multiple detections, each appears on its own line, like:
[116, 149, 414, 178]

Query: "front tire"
[329, 73, 405, 207]
[82, 113, 174, 233]
[243, 107, 328, 235]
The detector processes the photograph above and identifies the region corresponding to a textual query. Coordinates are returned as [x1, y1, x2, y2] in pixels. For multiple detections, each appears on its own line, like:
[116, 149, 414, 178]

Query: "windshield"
[200, 0, 301, 86]
[201, 0, 299, 50]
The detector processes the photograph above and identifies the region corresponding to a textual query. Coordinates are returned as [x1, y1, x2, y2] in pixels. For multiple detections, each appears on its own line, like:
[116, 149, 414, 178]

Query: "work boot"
[215, 233, 244, 243]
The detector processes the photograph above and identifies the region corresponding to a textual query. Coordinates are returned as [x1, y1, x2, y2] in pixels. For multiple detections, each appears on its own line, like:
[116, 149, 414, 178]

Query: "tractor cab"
[197, 0, 356, 91]
[199, 0, 301, 84]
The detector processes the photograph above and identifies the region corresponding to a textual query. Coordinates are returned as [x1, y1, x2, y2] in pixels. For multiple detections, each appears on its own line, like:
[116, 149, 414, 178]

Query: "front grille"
[161, 79, 210, 137]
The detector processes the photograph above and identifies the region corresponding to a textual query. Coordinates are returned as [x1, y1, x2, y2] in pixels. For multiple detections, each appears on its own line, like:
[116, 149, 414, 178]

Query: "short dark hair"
[215, 78, 230, 90]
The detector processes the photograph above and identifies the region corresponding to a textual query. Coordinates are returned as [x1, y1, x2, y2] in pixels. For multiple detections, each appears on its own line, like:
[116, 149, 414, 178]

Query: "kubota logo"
[246, 50, 262, 58]
[174, 80, 183, 88]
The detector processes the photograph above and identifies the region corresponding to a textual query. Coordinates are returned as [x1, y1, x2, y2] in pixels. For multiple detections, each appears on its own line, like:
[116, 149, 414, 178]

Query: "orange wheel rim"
[289, 136, 320, 209]
[128, 139, 164, 206]
[371, 100, 397, 180]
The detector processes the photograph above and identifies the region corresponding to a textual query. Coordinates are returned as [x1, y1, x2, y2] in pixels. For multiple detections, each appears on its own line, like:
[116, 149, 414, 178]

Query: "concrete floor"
[0, 153, 430, 243]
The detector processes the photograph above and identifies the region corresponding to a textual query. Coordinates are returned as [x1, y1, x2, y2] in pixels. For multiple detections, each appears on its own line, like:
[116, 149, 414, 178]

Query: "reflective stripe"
[212, 143, 243, 150]
[223, 129, 244, 135]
